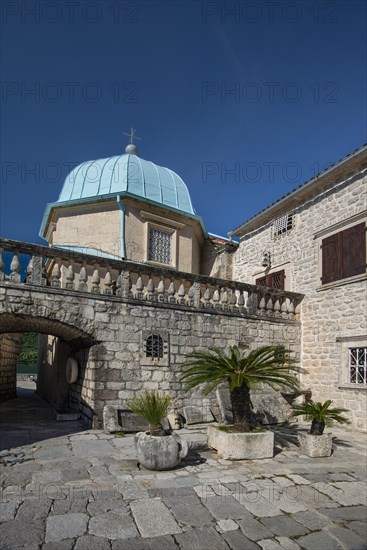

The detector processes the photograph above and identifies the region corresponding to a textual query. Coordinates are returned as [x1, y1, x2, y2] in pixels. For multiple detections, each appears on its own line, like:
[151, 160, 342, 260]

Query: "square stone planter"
[298, 432, 333, 457]
[207, 423, 274, 460]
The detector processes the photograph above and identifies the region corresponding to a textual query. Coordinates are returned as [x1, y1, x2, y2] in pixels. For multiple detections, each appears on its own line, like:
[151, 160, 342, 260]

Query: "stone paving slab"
[1, 389, 367, 549]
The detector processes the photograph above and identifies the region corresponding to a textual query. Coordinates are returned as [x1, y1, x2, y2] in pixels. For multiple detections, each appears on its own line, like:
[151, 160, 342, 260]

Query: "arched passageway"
[0, 313, 98, 428]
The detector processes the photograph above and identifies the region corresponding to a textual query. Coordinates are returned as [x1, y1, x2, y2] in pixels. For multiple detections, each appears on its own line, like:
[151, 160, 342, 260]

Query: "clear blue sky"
[1, 0, 366, 243]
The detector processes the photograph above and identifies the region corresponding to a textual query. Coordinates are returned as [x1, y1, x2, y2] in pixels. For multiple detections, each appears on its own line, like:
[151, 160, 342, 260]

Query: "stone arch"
[0, 313, 97, 349]
[0, 306, 98, 423]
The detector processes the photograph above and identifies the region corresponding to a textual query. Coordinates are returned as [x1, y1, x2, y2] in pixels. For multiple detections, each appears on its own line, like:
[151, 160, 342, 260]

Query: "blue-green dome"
[58, 153, 195, 215]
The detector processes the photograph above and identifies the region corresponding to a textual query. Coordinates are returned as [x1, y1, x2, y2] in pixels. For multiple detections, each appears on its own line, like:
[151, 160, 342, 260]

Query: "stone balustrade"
[0, 238, 304, 319]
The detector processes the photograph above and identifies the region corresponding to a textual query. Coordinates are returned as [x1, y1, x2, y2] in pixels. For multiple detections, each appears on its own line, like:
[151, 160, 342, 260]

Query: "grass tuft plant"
[128, 390, 171, 436]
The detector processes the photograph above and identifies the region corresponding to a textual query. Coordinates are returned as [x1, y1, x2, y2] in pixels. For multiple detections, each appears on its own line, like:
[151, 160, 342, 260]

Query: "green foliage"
[114, 431, 125, 438]
[180, 345, 300, 395]
[291, 399, 351, 427]
[17, 332, 38, 374]
[128, 391, 171, 427]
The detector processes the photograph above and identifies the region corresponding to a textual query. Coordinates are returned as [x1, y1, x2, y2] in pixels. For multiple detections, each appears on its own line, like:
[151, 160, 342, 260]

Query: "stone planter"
[207, 424, 274, 460]
[134, 431, 189, 470]
[298, 432, 333, 457]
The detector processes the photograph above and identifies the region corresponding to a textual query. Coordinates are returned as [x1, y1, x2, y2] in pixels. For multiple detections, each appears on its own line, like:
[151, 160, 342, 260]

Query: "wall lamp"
[262, 251, 271, 270]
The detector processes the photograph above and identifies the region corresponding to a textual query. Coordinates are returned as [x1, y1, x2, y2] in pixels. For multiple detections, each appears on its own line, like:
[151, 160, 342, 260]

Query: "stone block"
[207, 424, 274, 460]
[182, 405, 214, 425]
[103, 405, 147, 433]
[216, 389, 233, 424]
[298, 433, 332, 458]
[129, 498, 181, 538]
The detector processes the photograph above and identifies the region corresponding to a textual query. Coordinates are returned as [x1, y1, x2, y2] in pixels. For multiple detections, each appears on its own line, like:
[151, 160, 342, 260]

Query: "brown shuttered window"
[321, 222, 366, 284]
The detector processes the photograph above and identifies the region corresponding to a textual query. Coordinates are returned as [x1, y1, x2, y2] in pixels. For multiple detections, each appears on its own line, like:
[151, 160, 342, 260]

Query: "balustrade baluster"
[168, 279, 176, 304]
[10, 253, 21, 284]
[274, 297, 281, 315]
[204, 285, 211, 308]
[51, 261, 61, 288]
[65, 265, 75, 290]
[213, 286, 220, 309]
[266, 295, 274, 314]
[78, 266, 88, 292]
[237, 289, 245, 313]
[135, 275, 144, 300]
[0, 250, 4, 282]
[104, 271, 113, 295]
[221, 287, 228, 311]
[178, 281, 186, 305]
[157, 277, 165, 303]
[146, 277, 155, 301]
[288, 298, 295, 315]
[91, 269, 100, 294]
[229, 288, 237, 308]
[281, 297, 288, 316]
[259, 291, 266, 313]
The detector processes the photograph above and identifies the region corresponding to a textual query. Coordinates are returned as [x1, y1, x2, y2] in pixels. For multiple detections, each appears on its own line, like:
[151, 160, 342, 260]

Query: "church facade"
[25, 141, 367, 431]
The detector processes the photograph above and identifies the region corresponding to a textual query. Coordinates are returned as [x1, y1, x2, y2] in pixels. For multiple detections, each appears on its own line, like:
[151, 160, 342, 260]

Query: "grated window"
[145, 334, 164, 359]
[148, 228, 172, 264]
[348, 348, 367, 385]
[273, 213, 294, 237]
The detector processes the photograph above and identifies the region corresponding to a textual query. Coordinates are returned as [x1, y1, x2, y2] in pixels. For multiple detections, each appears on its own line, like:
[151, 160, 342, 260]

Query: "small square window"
[273, 213, 294, 238]
[141, 331, 169, 366]
[148, 228, 172, 265]
[145, 334, 164, 359]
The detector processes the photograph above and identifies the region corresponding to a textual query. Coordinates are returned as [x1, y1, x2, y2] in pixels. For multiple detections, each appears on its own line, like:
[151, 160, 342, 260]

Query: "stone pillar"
[0, 333, 23, 403]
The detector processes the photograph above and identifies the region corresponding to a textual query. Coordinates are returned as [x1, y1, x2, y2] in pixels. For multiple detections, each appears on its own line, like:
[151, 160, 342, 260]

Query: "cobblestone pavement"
[0, 384, 366, 550]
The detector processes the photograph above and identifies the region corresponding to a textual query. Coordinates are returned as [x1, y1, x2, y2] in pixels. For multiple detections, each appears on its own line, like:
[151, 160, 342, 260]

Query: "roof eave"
[229, 143, 367, 238]
[39, 191, 209, 240]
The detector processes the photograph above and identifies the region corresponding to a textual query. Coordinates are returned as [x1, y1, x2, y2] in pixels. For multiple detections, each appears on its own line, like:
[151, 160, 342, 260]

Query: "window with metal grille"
[256, 270, 285, 289]
[348, 348, 367, 385]
[145, 334, 164, 359]
[148, 228, 172, 264]
[273, 213, 294, 237]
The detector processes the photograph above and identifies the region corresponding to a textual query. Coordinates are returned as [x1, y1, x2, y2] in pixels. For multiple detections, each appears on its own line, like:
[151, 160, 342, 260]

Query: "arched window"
[145, 334, 164, 359]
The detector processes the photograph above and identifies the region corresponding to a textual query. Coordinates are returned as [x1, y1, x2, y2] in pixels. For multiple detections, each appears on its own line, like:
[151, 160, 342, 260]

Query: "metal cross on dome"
[123, 127, 141, 145]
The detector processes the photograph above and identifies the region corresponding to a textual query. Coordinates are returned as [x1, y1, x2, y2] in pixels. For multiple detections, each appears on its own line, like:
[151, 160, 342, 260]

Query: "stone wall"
[0, 333, 23, 403]
[0, 284, 300, 429]
[232, 165, 367, 430]
[81, 301, 301, 429]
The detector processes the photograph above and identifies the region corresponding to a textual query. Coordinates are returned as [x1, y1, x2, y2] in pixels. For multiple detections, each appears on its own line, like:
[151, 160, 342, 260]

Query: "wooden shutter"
[256, 276, 267, 286]
[321, 232, 342, 283]
[342, 223, 366, 278]
[268, 270, 285, 290]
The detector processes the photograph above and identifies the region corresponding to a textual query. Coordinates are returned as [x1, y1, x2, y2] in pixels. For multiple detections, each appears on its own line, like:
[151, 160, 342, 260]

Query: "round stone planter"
[207, 424, 274, 460]
[298, 432, 333, 458]
[134, 431, 189, 470]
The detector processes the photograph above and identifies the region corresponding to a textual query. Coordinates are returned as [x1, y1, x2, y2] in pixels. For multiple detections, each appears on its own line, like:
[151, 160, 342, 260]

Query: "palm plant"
[128, 391, 171, 436]
[291, 399, 350, 435]
[180, 345, 300, 432]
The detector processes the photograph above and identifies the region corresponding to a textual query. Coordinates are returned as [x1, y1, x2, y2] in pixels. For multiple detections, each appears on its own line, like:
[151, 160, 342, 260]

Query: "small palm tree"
[180, 345, 300, 433]
[128, 391, 171, 436]
[291, 399, 350, 435]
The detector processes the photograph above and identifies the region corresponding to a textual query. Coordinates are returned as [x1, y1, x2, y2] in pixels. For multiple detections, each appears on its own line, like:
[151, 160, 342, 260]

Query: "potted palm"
[180, 345, 299, 460]
[291, 399, 350, 457]
[128, 390, 189, 470]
